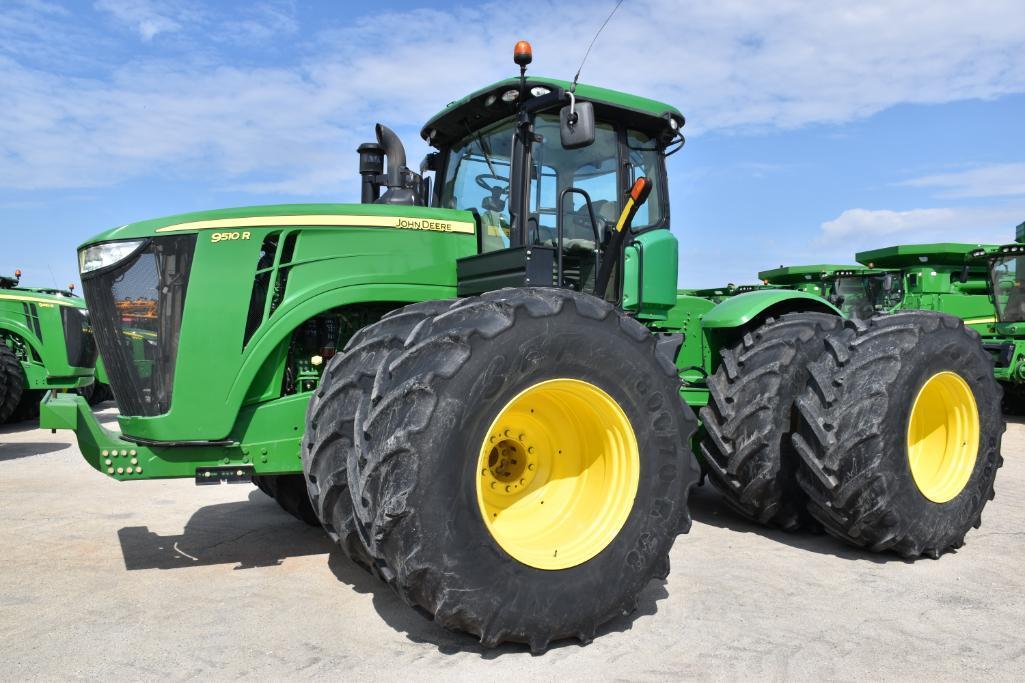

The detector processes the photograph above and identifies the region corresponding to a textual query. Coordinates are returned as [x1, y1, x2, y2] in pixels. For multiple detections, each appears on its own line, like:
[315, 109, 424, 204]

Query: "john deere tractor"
[0, 270, 107, 423]
[41, 43, 1003, 651]
[839, 243, 997, 329]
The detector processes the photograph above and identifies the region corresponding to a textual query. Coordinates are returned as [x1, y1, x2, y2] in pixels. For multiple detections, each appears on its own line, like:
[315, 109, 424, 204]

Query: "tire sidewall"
[871, 324, 1001, 539]
[387, 310, 694, 632]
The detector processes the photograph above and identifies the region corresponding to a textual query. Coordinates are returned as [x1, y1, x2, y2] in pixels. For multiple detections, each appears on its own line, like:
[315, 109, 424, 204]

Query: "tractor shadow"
[0, 440, 71, 462]
[687, 482, 894, 563]
[117, 490, 334, 571]
[0, 414, 73, 461]
[0, 404, 122, 462]
[327, 553, 668, 658]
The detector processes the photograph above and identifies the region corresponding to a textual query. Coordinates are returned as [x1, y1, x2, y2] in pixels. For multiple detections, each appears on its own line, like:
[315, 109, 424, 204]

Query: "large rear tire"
[343, 288, 699, 652]
[699, 313, 843, 530]
[12, 389, 42, 423]
[252, 474, 320, 526]
[79, 381, 113, 406]
[0, 344, 25, 424]
[792, 312, 1004, 558]
[302, 300, 454, 572]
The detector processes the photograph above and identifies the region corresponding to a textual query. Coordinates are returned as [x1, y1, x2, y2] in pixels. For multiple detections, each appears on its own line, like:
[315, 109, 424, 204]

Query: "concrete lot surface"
[1, 406, 1023, 680]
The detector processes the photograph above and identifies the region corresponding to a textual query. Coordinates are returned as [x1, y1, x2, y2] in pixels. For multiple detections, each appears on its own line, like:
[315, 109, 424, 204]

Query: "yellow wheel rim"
[906, 371, 980, 503]
[475, 378, 640, 570]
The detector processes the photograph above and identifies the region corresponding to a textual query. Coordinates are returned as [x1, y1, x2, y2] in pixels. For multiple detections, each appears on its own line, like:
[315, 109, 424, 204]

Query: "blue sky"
[1, 0, 1024, 289]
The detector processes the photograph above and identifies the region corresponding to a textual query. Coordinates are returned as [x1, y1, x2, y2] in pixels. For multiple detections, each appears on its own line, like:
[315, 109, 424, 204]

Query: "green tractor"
[41, 44, 1003, 651]
[970, 241, 1025, 410]
[837, 243, 996, 329]
[0, 270, 109, 423]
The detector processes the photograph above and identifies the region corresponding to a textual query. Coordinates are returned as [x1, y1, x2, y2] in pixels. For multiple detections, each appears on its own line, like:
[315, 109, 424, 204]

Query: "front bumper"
[40, 391, 306, 481]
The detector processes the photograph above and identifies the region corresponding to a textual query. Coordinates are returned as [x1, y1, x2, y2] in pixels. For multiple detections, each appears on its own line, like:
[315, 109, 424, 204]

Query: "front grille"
[82, 235, 196, 416]
[60, 307, 98, 369]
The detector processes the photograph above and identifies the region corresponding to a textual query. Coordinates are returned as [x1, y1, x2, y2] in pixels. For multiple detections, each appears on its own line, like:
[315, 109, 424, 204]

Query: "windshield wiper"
[464, 121, 500, 179]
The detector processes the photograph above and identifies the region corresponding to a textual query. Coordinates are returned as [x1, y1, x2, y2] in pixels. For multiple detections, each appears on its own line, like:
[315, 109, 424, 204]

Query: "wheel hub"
[482, 435, 537, 495]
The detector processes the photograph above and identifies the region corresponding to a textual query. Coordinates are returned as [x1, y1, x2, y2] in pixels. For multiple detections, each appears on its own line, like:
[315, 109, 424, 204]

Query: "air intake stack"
[355, 124, 422, 205]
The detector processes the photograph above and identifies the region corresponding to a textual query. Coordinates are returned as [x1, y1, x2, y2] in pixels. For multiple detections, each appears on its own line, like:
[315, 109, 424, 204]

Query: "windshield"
[834, 273, 903, 319]
[990, 255, 1025, 322]
[440, 120, 516, 251]
[440, 113, 667, 255]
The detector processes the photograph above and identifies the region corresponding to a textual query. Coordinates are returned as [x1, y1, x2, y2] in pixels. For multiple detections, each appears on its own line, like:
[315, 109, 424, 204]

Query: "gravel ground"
[1, 406, 1022, 680]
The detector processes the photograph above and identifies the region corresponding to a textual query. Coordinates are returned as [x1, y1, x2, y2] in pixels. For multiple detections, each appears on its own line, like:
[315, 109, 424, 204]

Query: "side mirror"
[560, 100, 595, 149]
[882, 273, 894, 291]
[960, 265, 970, 284]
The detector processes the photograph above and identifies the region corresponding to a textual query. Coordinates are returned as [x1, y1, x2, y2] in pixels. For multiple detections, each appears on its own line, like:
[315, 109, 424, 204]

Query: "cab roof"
[856, 243, 997, 269]
[758, 264, 865, 284]
[421, 77, 684, 148]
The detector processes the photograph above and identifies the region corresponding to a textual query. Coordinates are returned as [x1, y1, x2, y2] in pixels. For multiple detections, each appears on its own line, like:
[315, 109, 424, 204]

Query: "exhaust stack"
[355, 124, 421, 206]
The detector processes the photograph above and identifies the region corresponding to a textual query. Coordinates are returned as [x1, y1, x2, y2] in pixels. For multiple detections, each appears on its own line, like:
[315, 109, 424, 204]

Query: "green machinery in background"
[0, 271, 108, 423]
[681, 284, 773, 303]
[759, 250, 993, 324]
[849, 243, 996, 330]
[41, 43, 1004, 651]
[970, 232, 1025, 409]
[758, 264, 858, 298]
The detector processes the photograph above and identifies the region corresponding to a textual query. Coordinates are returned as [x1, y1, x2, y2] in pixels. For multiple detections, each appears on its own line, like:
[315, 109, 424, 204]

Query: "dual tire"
[701, 310, 1003, 558]
[302, 288, 700, 651]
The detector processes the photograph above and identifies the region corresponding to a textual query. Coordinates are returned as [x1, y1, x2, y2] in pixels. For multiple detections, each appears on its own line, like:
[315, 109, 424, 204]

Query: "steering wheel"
[475, 173, 510, 195]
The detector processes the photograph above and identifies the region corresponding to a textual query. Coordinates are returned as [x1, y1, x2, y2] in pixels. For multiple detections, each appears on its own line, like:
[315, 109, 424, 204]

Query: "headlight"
[79, 239, 146, 275]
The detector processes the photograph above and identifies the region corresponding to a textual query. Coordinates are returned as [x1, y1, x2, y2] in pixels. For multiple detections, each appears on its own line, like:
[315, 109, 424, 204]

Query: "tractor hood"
[76, 202, 476, 442]
[79, 202, 476, 248]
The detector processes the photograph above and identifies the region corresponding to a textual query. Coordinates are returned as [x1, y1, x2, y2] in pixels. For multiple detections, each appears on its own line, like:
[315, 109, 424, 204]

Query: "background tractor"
[41, 43, 1004, 651]
[840, 243, 996, 330]
[0, 270, 108, 423]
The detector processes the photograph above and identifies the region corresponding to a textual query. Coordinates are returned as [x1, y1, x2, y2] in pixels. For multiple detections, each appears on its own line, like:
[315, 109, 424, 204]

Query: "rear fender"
[700, 290, 843, 374]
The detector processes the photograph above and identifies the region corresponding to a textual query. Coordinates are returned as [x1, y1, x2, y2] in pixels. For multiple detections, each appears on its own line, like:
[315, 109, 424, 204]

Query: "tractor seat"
[542, 200, 617, 252]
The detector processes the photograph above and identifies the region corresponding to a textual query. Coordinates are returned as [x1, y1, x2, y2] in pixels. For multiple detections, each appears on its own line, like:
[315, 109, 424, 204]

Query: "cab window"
[625, 129, 664, 229]
[529, 115, 620, 246]
[440, 120, 516, 252]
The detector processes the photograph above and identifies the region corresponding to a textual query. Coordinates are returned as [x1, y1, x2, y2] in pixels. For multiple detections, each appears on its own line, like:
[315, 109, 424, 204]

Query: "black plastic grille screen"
[82, 235, 196, 416]
[60, 306, 98, 369]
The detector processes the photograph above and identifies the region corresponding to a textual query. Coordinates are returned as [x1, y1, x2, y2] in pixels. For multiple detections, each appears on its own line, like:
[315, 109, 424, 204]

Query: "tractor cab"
[828, 267, 902, 320]
[973, 244, 1025, 326]
[406, 43, 684, 317]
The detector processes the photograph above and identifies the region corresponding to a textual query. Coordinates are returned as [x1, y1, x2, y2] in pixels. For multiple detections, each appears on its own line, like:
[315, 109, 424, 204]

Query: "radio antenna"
[570, 0, 625, 93]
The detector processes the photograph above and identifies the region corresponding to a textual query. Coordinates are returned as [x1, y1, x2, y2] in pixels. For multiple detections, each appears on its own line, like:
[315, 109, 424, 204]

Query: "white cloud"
[0, 0, 1023, 192]
[94, 0, 189, 40]
[899, 163, 1025, 198]
[818, 205, 1023, 247]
